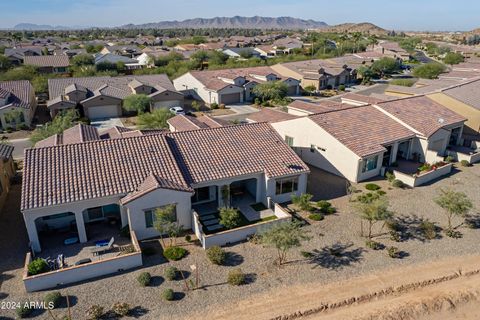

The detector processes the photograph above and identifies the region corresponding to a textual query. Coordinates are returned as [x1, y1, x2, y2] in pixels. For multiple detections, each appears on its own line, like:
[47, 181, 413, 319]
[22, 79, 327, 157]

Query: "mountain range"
[13, 23, 91, 30]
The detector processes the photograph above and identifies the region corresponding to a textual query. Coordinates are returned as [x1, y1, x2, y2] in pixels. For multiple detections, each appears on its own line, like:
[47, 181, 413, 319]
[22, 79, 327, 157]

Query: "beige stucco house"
[0, 80, 37, 129]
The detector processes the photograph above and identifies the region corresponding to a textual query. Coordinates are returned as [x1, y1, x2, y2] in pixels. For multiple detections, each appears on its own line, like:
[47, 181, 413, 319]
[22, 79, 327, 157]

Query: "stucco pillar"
[75, 211, 87, 243]
[391, 142, 400, 164]
[255, 178, 262, 203]
[24, 215, 41, 252]
[120, 206, 129, 228]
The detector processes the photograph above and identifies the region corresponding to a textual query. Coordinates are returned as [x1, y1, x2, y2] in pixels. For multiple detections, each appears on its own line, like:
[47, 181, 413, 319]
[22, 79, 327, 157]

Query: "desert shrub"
[387, 246, 400, 258]
[44, 291, 62, 308]
[365, 183, 381, 191]
[377, 190, 387, 196]
[308, 213, 324, 221]
[300, 250, 314, 258]
[445, 229, 462, 238]
[420, 220, 437, 239]
[227, 268, 246, 286]
[392, 179, 404, 188]
[390, 79, 416, 87]
[338, 84, 346, 91]
[291, 193, 314, 211]
[389, 230, 401, 242]
[16, 304, 32, 318]
[206, 246, 226, 265]
[112, 302, 130, 317]
[248, 233, 262, 244]
[163, 246, 188, 261]
[210, 102, 219, 109]
[356, 192, 380, 204]
[444, 156, 454, 163]
[161, 288, 174, 301]
[86, 305, 104, 320]
[317, 200, 336, 214]
[141, 247, 156, 256]
[460, 160, 470, 167]
[365, 240, 382, 250]
[164, 266, 178, 281]
[137, 272, 151, 287]
[28, 258, 49, 275]
[184, 235, 192, 242]
[385, 219, 400, 231]
[254, 98, 261, 105]
[385, 171, 395, 182]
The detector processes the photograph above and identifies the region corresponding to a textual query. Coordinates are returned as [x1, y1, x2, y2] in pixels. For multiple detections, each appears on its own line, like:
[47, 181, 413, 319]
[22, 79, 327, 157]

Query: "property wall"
[0, 157, 14, 212]
[394, 163, 453, 187]
[124, 188, 192, 240]
[271, 118, 363, 182]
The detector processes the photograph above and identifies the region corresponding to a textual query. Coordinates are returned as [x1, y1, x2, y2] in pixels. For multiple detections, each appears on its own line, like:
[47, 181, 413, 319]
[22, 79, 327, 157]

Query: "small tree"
[191, 100, 201, 112]
[71, 54, 95, 67]
[154, 204, 181, 247]
[252, 81, 288, 102]
[219, 207, 240, 229]
[137, 108, 173, 129]
[30, 109, 83, 143]
[123, 94, 152, 113]
[434, 188, 473, 230]
[370, 57, 401, 77]
[303, 84, 316, 96]
[261, 221, 311, 265]
[355, 196, 393, 239]
[412, 62, 446, 79]
[291, 193, 313, 212]
[443, 52, 464, 65]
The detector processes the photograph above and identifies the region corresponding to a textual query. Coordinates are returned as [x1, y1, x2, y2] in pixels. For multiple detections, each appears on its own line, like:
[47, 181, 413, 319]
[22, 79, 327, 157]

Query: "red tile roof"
[288, 100, 355, 114]
[167, 114, 227, 131]
[24, 55, 70, 67]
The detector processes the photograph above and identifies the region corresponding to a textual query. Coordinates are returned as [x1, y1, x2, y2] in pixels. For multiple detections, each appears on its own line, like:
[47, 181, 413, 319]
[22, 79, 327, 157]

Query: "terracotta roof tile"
[247, 108, 299, 123]
[24, 55, 70, 67]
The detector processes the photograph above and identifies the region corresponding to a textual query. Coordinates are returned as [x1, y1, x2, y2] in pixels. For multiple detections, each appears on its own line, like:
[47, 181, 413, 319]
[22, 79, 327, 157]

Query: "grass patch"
[250, 203, 268, 211]
[390, 78, 416, 87]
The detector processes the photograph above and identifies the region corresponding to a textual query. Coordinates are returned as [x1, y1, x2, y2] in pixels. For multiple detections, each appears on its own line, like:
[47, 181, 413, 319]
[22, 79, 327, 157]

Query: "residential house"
[173, 66, 300, 105]
[0, 144, 15, 212]
[4, 47, 42, 65]
[22, 122, 309, 252]
[373, 41, 410, 60]
[272, 37, 304, 53]
[24, 55, 70, 74]
[222, 47, 261, 59]
[0, 80, 37, 128]
[167, 114, 229, 132]
[100, 45, 142, 57]
[47, 75, 183, 120]
[94, 53, 143, 71]
[136, 50, 171, 67]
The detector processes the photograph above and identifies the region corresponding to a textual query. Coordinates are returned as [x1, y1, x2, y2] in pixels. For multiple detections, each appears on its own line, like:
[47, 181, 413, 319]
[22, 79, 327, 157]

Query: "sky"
[1, 0, 479, 31]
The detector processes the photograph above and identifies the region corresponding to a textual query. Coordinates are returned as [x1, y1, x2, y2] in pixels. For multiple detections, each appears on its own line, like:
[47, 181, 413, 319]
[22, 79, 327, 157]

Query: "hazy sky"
[2, 0, 478, 31]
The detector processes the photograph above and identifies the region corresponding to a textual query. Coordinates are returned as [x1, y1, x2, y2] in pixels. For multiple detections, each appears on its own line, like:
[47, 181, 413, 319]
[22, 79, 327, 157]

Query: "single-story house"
[22, 122, 309, 252]
[47, 75, 183, 120]
[222, 47, 261, 59]
[4, 47, 42, 65]
[173, 66, 300, 105]
[24, 55, 70, 74]
[94, 53, 143, 70]
[0, 80, 37, 128]
[100, 45, 142, 57]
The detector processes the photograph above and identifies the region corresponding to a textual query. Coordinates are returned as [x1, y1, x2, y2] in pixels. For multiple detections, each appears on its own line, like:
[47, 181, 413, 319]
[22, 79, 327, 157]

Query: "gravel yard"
[1, 164, 480, 319]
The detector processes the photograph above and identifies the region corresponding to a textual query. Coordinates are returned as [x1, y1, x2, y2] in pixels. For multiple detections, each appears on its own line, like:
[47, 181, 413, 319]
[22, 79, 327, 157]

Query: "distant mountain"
[319, 23, 387, 35]
[120, 16, 328, 30]
[13, 23, 89, 30]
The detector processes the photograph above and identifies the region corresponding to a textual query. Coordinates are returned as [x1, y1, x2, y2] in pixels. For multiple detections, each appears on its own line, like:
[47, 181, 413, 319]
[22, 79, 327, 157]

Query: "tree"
[239, 50, 253, 59]
[30, 109, 82, 143]
[303, 84, 316, 96]
[0, 55, 11, 71]
[434, 188, 473, 230]
[412, 62, 446, 79]
[370, 57, 401, 77]
[4, 109, 25, 127]
[219, 207, 241, 229]
[123, 94, 152, 113]
[137, 108, 173, 129]
[291, 193, 313, 212]
[31, 76, 49, 94]
[71, 54, 95, 67]
[154, 204, 181, 247]
[261, 221, 311, 265]
[252, 81, 288, 102]
[443, 52, 464, 65]
[355, 196, 393, 239]
[208, 51, 229, 65]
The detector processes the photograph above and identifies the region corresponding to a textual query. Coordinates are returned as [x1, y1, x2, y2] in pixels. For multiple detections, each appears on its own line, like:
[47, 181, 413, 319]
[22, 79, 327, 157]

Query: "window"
[285, 135, 294, 147]
[144, 204, 177, 228]
[361, 155, 379, 173]
[275, 176, 299, 195]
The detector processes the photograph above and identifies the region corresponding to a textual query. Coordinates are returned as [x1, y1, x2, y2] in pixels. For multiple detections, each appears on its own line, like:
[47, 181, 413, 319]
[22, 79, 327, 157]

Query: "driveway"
[90, 117, 125, 130]
[8, 138, 33, 160]
[215, 104, 260, 122]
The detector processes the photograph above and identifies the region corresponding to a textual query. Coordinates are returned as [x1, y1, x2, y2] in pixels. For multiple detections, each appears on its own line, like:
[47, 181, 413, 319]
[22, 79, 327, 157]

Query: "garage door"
[287, 85, 297, 96]
[153, 100, 181, 109]
[87, 105, 120, 119]
[220, 93, 241, 105]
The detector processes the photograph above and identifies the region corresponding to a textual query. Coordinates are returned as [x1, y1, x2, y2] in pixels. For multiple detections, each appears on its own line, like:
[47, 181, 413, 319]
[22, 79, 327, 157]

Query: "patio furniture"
[75, 258, 92, 266]
[91, 237, 114, 256]
[64, 237, 79, 245]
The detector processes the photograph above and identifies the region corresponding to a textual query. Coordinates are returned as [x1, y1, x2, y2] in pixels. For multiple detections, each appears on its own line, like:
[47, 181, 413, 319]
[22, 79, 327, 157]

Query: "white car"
[169, 106, 185, 115]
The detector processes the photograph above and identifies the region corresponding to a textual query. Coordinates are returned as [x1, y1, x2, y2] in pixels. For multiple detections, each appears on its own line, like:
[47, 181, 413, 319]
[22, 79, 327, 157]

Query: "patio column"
[74, 210, 88, 243]
[255, 178, 262, 203]
[24, 215, 41, 252]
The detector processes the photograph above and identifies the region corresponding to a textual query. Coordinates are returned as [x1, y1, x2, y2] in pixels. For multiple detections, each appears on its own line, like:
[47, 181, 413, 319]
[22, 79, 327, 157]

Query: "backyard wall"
[393, 163, 453, 188]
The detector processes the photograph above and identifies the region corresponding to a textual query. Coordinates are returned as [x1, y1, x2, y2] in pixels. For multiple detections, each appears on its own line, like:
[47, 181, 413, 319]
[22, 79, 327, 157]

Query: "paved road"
[8, 138, 33, 159]
[414, 50, 436, 64]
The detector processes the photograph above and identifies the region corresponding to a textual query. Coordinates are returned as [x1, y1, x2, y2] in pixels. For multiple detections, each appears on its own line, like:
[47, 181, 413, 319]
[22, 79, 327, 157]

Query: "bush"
[291, 193, 314, 212]
[356, 192, 380, 204]
[16, 304, 32, 318]
[445, 229, 462, 238]
[300, 250, 314, 258]
[206, 246, 226, 265]
[444, 156, 454, 163]
[164, 266, 178, 281]
[392, 179, 404, 188]
[389, 230, 401, 242]
[365, 240, 382, 250]
[184, 235, 192, 242]
[137, 272, 151, 287]
[308, 213, 324, 221]
[389, 79, 416, 87]
[112, 302, 130, 317]
[317, 200, 336, 214]
[227, 268, 246, 286]
[412, 62, 446, 79]
[210, 102, 219, 109]
[385, 219, 400, 231]
[365, 183, 381, 191]
[28, 258, 49, 275]
[161, 288, 175, 301]
[44, 291, 62, 308]
[385, 171, 395, 182]
[377, 190, 387, 196]
[254, 98, 261, 105]
[219, 207, 241, 229]
[420, 220, 437, 240]
[338, 84, 345, 91]
[387, 246, 400, 258]
[460, 160, 470, 167]
[86, 305, 104, 320]
[163, 246, 188, 261]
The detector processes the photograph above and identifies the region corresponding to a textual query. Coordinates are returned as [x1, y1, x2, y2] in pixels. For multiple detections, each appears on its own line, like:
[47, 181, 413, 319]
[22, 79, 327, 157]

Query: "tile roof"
[376, 96, 467, 137]
[247, 108, 299, 123]
[0, 80, 35, 110]
[0, 143, 14, 160]
[94, 53, 137, 64]
[288, 99, 354, 114]
[35, 124, 100, 147]
[24, 55, 70, 67]
[442, 78, 480, 111]
[341, 92, 387, 105]
[167, 114, 227, 131]
[309, 105, 416, 158]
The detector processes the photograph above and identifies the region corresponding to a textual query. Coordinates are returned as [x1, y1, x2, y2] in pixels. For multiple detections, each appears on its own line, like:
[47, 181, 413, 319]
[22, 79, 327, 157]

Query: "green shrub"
[460, 160, 470, 167]
[389, 230, 401, 242]
[141, 247, 156, 256]
[300, 250, 314, 258]
[365, 240, 382, 250]
[392, 179, 404, 188]
[161, 288, 174, 301]
[137, 272, 151, 287]
[291, 193, 314, 212]
[16, 303, 32, 318]
[338, 84, 346, 91]
[385, 171, 395, 182]
[184, 234, 192, 242]
[385, 219, 400, 231]
[163, 246, 188, 261]
[387, 246, 400, 258]
[164, 266, 178, 281]
[445, 229, 462, 238]
[308, 213, 324, 221]
[444, 156, 455, 163]
[227, 268, 246, 286]
[377, 190, 387, 196]
[365, 183, 381, 191]
[86, 305, 104, 320]
[420, 220, 437, 239]
[317, 200, 336, 214]
[254, 98, 261, 105]
[389, 79, 416, 87]
[44, 291, 62, 308]
[28, 258, 49, 275]
[206, 246, 226, 265]
[210, 102, 219, 109]
[112, 302, 130, 317]
[356, 192, 380, 203]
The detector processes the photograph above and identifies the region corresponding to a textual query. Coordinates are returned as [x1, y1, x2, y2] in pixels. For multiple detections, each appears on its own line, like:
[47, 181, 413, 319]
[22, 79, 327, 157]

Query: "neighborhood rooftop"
[0, 80, 35, 110]
[24, 55, 70, 67]
[442, 78, 480, 111]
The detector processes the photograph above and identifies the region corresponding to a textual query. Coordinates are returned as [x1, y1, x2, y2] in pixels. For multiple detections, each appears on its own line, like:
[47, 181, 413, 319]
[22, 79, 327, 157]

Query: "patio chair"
[91, 237, 114, 256]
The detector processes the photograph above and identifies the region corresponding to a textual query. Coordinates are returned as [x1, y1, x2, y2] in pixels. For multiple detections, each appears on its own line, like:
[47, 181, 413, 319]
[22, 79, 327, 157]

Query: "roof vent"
[438, 118, 445, 124]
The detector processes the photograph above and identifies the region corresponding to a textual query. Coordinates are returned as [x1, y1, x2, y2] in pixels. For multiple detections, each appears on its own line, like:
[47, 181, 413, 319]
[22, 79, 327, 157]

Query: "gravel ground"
[1, 164, 480, 320]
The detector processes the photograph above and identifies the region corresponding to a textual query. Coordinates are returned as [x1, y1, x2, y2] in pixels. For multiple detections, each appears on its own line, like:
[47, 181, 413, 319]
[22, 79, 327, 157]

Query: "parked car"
[169, 106, 185, 115]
